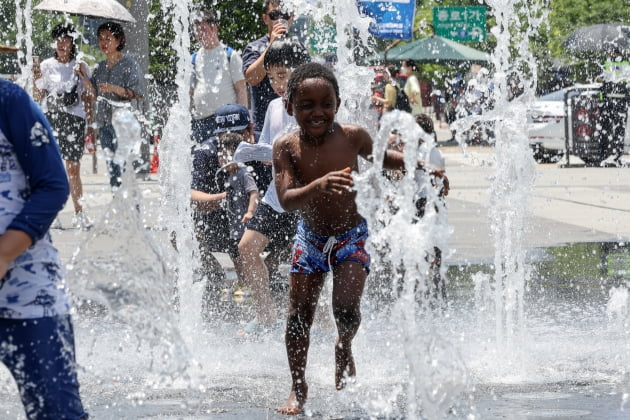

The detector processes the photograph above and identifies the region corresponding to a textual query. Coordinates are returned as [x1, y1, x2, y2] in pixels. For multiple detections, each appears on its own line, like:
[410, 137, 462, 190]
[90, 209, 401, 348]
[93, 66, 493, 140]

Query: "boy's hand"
[317, 167, 354, 195]
[441, 175, 450, 197]
[429, 167, 445, 179]
[241, 211, 255, 224]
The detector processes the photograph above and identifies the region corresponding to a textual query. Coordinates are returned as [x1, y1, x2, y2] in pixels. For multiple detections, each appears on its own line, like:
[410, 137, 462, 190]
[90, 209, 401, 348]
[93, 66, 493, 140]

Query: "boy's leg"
[238, 229, 276, 324]
[279, 272, 326, 414]
[195, 219, 228, 320]
[0, 315, 88, 420]
[331, 261, 367, 390]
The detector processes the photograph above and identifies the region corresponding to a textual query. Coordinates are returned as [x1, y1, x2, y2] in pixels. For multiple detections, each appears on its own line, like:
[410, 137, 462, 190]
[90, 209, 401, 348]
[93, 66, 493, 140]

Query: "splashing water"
[13, 0, 34, 92]
[67, 106, 189, 384]
[4, 0, 630, 418]
[485, 0, 540, 347]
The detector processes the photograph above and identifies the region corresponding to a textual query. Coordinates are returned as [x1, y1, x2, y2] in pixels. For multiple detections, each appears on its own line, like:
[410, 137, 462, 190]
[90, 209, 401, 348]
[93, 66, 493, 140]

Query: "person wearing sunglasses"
[242, 0, 294, 137]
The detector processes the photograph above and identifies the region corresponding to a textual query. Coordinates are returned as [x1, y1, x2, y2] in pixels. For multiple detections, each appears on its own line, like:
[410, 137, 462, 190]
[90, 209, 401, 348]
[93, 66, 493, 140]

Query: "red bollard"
[150, 131, 159, 174]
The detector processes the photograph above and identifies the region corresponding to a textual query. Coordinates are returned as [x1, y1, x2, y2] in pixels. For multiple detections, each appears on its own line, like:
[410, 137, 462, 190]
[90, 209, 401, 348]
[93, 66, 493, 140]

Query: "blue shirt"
[242, 35, 279, 132]
[191, 137, 226, 194]
[191, 137, 228, 225]
[0, 79, 71, 319]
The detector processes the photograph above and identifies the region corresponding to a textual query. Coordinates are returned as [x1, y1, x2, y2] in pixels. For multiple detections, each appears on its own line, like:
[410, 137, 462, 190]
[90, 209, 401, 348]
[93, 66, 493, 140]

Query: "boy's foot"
[277, 384, 308, 415]
[237, 318, 284, 337]
[237, 319, 263, 337]
[335, 338, 356, 390]
[51, 217, 63, 230]
[73, 210, 93, 230]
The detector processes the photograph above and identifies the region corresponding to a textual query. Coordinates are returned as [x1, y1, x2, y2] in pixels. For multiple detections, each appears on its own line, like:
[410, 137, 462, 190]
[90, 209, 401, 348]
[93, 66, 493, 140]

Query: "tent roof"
[383, 35, 490, 64]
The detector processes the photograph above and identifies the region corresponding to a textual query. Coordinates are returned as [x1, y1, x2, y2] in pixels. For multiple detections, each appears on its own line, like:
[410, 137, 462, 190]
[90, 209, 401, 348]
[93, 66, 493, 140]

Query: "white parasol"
[34, 0, 136, 23]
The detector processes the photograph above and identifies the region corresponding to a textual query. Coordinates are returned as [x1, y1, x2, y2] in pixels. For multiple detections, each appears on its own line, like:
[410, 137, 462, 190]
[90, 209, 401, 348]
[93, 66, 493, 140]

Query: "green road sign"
[309, 22, 337, 54]
[433, 6, 486, 42]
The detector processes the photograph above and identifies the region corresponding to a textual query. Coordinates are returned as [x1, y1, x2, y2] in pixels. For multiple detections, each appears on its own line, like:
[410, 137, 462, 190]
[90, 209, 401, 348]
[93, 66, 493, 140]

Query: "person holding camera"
[242, 0, 294, 135]
[34, 23, 93, 230]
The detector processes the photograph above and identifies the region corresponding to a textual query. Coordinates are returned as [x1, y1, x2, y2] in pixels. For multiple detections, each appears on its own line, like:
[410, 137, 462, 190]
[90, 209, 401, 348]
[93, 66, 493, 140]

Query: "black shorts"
[46, 111, 86, 162]
[245, 202, 298, 250]
[194, 209, 234, 254]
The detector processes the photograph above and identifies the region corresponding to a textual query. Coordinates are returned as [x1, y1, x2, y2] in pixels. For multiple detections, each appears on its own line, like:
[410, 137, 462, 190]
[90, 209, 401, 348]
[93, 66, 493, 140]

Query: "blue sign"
[357, 0, 416, 40]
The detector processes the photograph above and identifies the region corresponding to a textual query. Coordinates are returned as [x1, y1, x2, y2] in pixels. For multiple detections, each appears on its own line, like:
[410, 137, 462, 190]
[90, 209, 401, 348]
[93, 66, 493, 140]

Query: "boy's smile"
[288, 77, 339, 141]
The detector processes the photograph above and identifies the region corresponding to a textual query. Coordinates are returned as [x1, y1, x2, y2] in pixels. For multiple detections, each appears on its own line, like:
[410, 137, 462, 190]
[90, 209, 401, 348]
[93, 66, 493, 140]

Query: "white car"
[526, 88, 575, 162]
[526, 84, 630, 164]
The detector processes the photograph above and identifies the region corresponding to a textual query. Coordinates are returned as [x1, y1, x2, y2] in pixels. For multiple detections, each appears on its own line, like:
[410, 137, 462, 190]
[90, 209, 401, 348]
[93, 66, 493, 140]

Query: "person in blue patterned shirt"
[0, 79, 88, 419]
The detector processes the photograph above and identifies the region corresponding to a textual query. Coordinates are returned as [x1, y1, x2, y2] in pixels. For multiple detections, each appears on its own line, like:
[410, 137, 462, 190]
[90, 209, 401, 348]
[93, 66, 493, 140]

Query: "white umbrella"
[34, 0, 136, 23]
[0, 45, 19, 54]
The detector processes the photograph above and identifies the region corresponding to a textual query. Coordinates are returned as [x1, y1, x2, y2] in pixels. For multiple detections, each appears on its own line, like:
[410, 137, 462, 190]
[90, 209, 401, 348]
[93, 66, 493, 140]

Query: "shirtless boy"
[273, 62, 442, 414]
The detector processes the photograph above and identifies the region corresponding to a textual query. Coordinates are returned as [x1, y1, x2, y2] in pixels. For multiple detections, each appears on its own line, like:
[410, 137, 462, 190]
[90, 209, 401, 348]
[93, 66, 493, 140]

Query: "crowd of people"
[370, 61, 497, 144]
[0, 0, 449, 417]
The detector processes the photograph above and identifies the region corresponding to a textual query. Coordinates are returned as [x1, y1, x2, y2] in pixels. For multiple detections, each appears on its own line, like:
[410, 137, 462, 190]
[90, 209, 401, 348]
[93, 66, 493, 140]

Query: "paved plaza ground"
[1, 128, 629, 419]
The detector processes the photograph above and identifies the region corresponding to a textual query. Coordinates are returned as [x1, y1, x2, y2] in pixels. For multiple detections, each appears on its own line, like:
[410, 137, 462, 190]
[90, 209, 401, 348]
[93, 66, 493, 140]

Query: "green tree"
[148, 0, 176, 84]
[546, 0, 630, 83]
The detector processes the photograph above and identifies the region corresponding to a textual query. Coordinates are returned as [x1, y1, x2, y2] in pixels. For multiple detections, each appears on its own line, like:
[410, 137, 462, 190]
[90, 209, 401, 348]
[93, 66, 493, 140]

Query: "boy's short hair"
[415, 114, 434, 135]
[286, 62, 339, 104]
[192, 9, 218, 26]
[264, 38, 311, 70]
[218, 132, 243, 152]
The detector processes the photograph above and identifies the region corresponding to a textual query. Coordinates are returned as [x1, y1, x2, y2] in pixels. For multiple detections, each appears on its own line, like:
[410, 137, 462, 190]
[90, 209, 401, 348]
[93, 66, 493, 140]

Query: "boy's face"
[218, 148, 235, 171]
[267, 64, 291, 97]
[217, 131, 246, 170]
[286, 77, 340, 139]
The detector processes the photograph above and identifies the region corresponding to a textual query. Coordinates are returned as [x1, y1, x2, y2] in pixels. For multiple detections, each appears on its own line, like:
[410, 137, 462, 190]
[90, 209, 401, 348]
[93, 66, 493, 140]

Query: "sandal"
[237, 319, 263, 337]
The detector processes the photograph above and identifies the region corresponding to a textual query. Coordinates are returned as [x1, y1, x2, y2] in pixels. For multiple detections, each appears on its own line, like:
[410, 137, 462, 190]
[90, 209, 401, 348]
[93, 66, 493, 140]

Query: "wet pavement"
[0, 145, 628, 419]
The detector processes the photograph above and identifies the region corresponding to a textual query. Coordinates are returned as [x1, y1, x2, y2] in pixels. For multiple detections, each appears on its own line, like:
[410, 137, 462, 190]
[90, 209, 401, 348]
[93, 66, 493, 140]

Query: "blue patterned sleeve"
[3, 83, 69, 242]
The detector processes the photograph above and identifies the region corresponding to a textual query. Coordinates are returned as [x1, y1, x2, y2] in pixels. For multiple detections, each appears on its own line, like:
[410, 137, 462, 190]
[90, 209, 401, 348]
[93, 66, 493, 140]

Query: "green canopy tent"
[383, 35, 490, 64]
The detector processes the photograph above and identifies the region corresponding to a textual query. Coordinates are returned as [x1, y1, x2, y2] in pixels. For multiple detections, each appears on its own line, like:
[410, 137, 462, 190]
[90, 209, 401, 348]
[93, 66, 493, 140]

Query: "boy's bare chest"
[293, 140, 357, 183]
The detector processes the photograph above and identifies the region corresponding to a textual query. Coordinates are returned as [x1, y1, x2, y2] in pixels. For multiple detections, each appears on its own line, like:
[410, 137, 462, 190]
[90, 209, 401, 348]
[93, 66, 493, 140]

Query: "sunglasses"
[267, 10, 291, 21]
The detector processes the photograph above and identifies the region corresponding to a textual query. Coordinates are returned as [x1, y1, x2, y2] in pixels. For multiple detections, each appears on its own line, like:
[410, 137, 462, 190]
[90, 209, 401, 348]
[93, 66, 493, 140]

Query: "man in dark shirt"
[242, 0, 294, 135]
[191, 105, 254, 317]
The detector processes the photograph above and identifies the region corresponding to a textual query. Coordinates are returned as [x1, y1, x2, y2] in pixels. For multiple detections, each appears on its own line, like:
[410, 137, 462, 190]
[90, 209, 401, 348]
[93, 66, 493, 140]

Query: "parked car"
[526, 84, 624, 164]
[526, 89, 573, 162]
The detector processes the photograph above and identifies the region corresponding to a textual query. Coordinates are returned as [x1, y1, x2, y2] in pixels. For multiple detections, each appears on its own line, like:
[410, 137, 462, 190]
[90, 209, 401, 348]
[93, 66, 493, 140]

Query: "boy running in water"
[273, 62, 443, 414]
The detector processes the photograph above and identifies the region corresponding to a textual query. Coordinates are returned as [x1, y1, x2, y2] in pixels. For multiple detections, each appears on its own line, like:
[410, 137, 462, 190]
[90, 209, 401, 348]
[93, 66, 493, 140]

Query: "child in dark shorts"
[235, 38, 311, 334]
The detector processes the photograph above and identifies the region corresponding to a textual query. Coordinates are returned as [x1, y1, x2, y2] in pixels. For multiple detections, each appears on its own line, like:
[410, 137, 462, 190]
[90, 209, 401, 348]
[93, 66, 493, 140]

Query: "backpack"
[191, 46, 234, 90]
[191, 45, 233, 66]
[394, 85, 412, 112]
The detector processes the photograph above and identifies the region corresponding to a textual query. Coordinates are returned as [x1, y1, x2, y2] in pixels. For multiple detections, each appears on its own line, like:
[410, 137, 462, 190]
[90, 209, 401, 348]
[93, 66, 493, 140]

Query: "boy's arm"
[241, 190, 259, 224]
[353, 125, 411, 171]
[383, 149, 446, 178]
[273, 136, 353, 212]
[191, 190, 226, 211]
[351, 125, 441, 176]
[235, 79, 248, 108]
